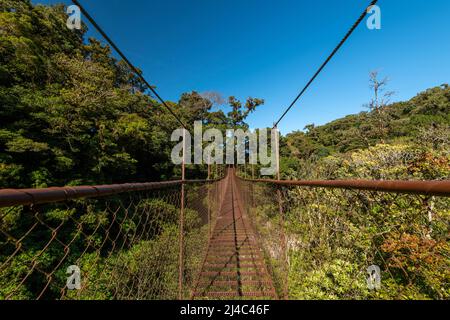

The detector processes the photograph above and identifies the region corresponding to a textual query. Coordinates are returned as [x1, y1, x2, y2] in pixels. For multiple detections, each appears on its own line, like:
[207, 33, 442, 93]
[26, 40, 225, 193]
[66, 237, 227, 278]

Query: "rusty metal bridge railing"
[1, 167, 449, 300]
[0, 173, 228, 300]
[235, 172, 450, 300]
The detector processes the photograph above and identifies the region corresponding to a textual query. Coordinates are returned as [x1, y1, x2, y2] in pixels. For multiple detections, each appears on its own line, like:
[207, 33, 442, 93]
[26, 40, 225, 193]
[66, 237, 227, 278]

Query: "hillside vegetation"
[260, 83, 450, 300]
[0, 0, 261, 189]
[280, 85, 450, 180]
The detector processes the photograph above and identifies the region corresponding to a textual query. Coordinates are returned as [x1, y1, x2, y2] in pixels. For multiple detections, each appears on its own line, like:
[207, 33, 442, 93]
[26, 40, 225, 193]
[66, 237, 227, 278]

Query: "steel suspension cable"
[71, 0, 189, 130]
[273, 0, 379, 128]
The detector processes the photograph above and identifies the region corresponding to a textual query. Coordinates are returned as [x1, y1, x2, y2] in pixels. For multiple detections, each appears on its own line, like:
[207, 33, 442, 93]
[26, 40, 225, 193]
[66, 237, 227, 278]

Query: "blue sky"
[33, 0, 450, 134]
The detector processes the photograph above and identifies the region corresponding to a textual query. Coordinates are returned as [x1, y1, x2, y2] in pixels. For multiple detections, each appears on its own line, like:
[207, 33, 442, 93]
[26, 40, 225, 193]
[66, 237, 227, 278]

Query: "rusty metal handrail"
[239, 177, 450, 197]
[2, 175, 448, 209]
[0, 178, 223, 208]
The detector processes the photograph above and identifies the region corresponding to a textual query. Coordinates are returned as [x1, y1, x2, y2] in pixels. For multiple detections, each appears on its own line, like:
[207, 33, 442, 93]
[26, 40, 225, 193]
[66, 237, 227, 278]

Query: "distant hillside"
[283, 84, 450, 159]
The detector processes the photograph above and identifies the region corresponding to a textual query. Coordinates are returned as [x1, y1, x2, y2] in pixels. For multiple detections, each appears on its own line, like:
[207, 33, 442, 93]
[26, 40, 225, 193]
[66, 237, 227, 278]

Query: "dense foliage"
[0, 0, 262, 188]
[247, 81, 449, 300]
[0, 0, 252, 300]
[279, 84, 450, 178]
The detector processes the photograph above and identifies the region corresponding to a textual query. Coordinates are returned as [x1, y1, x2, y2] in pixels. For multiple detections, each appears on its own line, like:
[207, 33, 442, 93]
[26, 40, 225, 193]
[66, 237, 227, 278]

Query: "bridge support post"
[251, 164, 255, 207]
[178, 129, 186, 300]
[215, 164, 219, 218]
[274, 125, 288, 299]
[244, 163, 247, 179]
[207, 163, 211, 240]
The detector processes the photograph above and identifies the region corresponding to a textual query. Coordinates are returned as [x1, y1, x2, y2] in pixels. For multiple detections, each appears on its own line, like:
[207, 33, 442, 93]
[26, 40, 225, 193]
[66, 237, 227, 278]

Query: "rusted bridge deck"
[193, 171, 277, 299]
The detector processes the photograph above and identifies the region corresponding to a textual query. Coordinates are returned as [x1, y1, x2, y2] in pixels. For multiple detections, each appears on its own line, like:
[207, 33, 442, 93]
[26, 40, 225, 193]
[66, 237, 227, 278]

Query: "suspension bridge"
[0, 0, 449, 300]
[193, 170, 277, 299]
[0, 166, 449, 300]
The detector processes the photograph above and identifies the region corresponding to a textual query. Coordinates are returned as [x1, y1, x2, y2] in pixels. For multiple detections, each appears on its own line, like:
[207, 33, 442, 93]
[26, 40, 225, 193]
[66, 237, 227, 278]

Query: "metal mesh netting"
[236, 178, 450, 299]
[1, 171, 448, 300]
[0, 179, 226, 300]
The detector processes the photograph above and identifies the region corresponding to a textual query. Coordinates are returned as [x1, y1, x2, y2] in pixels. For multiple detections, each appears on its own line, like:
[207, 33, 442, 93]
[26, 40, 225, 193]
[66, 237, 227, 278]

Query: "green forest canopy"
[0, 0, 264, 188]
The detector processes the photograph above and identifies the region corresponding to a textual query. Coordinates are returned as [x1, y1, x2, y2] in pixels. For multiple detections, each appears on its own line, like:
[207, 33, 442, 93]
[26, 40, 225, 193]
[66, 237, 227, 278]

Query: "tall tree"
[227, 96, 264, 129]
[366, 71, 395, 143]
